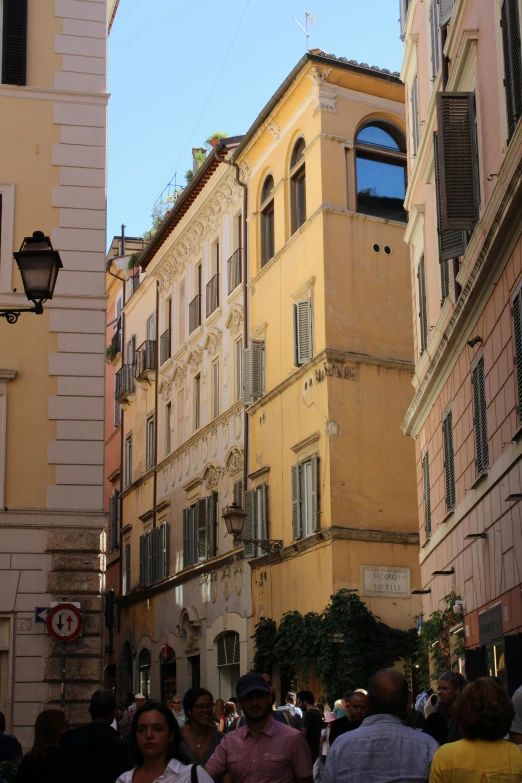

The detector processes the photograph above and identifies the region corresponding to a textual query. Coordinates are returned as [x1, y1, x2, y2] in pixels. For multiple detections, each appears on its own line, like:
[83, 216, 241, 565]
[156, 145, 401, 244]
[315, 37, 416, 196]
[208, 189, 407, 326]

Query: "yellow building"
[233, 50, 421, 672]
[0, 0, 117, 744]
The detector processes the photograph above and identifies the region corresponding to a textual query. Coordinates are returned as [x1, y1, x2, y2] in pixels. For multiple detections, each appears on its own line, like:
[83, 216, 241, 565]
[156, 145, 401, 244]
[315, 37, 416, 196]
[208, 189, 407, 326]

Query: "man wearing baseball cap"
[205, 672, 312, 782]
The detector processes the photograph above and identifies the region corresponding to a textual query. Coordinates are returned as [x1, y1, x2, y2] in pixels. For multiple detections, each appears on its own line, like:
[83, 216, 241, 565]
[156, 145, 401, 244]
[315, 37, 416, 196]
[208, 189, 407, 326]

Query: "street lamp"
[1, 231, 62, 324]
[222, 502, 283, 555]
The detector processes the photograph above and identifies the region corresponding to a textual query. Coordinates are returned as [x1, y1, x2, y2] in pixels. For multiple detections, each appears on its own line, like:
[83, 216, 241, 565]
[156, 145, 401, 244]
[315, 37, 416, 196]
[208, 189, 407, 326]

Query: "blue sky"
[107, 0, 404, 244]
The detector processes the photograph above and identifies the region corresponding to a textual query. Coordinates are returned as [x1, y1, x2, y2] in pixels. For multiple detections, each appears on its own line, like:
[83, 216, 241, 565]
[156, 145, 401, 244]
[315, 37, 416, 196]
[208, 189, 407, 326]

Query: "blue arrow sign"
[35, 607, 49, 624]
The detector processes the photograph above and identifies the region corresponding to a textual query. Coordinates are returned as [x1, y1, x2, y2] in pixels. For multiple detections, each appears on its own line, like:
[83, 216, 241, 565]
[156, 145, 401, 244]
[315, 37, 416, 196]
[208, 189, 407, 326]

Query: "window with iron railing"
[115, 365, 135, 402]
[228, 249, 242, 294]
[160, 329, 171, 365]
[189, 294, 201, 334]
[135, 340, 156, 380]
[206, 274, 219, 317]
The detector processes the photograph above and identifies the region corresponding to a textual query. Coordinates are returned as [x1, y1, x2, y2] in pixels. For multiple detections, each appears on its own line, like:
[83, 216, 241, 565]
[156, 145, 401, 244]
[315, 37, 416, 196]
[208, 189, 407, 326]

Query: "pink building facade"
[400, 0, 522, 689]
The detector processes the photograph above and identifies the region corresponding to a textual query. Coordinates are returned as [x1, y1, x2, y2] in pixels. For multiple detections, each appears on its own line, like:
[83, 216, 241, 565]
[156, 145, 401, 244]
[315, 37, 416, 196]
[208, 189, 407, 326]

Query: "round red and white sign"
[46, 603, 83, 642]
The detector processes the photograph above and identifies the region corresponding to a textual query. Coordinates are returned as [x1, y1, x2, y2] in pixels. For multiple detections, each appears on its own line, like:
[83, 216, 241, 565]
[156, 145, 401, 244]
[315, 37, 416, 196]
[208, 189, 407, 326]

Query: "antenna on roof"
[292, 11, 318, 51]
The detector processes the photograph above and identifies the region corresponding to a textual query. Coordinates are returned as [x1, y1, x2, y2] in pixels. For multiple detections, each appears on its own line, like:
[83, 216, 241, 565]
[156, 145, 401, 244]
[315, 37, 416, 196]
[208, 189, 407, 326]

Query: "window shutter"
[115, 492, 121, 549]
[108, 495, 114, 554]
[243, 489, 254, 558]
[422, 452, 432, 539]
[160, 523, 169, 579]
[501, 0, 522, 141]
[1, 0, 28, 85]
[439, 0, 454, 26]
[233, 479, 243, 506]
[310, 454, 319, 533]
[243, 347, 253, 404]
[258, 483, 268, 540]
[399, 0, 409, 37]
[442, 411, 456, 510]
[472, 356, 489, 474]
[430, 1, 440, 78]
[417, 255, 428, 355]
[436, 93, 480, 231]
[294, 300, 313, 365]
[291, 463, 301, 540]
[125, 543, 131, 594]
[411, 75, 420, 155]
[513, 288, 522, 420]
[183, 508, 190, 567]
[140, 535, 146, 587]
[207, 492, 218, 559]
[440, 258, 450, 303]
[114, 400, 121, 428]
[433, 132, 467, 262]
[147, 530, 153, 586]
[252, 340, 264, 400]
[190, 505, 198, 566]
[197, 498, 207, 561]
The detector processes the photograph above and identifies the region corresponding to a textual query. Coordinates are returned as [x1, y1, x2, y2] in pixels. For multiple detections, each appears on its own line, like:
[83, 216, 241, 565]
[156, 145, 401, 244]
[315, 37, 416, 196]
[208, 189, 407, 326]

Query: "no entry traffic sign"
[46, 603, 83, 642]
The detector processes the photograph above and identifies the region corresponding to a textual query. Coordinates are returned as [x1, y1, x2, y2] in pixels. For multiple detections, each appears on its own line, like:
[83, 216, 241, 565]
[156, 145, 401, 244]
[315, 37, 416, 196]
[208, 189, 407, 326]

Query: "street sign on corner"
[35, 607, 49, 624]
[46, 603, 84, 642]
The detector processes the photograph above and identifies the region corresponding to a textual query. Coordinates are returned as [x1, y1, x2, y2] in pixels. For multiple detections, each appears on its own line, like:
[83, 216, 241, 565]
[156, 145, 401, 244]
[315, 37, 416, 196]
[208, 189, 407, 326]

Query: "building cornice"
[0, 84, 109, 104]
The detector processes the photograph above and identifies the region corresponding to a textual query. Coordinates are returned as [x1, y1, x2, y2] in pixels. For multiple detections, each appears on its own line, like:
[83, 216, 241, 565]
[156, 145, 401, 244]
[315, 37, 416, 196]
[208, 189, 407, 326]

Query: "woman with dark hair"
[179, 689, 223, 768]
[429, 678, 522, 782]
[218, 703, 238, 735]
[424, 671, 467, 745]
[116, 701, 212, 783]
[15, 709, 67, 783]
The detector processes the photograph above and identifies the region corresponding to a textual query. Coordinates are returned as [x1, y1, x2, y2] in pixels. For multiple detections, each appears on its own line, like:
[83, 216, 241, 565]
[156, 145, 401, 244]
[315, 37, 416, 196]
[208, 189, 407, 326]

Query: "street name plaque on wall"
[361, 566, 411, 597]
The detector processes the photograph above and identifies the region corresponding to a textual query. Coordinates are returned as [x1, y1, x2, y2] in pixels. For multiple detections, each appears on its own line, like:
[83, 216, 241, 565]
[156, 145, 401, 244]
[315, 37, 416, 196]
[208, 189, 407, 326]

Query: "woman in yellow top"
[429, 677, 522, 783]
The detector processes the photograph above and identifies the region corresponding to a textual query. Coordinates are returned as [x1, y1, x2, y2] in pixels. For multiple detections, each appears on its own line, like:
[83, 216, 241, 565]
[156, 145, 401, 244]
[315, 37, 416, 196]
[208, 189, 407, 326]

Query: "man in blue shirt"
[323, 669, 439, 783]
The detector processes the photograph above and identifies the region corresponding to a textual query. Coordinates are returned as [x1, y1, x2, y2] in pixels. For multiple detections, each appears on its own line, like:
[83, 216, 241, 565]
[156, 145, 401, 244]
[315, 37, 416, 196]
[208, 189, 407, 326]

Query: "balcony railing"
[135, 340, 156, 381]
[160, 329, 171, 365]
[206, 273, 219, 317]
[189, 294, 201, 334]
[115, 364, 135, 403]
[227, 249, 242, 294]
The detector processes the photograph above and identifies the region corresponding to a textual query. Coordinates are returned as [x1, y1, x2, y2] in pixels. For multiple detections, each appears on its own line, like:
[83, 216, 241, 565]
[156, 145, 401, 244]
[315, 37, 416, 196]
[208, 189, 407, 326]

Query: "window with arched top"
[290, 138, 306, 234]
[355, 122, 407, 223]
[260, 175, 275, 267]
[138, 648, 151, 698]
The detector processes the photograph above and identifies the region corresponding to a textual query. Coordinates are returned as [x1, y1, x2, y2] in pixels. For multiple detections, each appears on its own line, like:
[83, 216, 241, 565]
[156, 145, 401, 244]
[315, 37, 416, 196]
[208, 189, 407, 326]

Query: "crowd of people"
[0, 668, 521, 782]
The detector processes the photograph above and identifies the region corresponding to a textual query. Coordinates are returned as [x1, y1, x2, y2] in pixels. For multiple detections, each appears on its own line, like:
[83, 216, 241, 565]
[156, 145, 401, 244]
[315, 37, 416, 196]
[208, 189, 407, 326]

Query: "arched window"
[355, 122, 407, 223]
[138, 648, 151, 698]
[217, 631, 240, 700]
[260, 175, 275, 267]
[290, 138, 306, 234]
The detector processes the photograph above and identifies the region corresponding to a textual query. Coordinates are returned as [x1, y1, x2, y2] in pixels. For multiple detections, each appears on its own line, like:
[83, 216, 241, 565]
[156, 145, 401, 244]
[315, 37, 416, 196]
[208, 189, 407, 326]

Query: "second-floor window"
[292, 455, 319, 540]
[183, 494, 218, 567]
[139, 522, 170, 587]
[243, 340, 264, 405]
[193, 374, 201, 431]
[442, 409, 456, 511]
[189, 266, 202, 334]
[165, 402, 171, 456]
[211, 360, 219, 420]
[235, 338, 243, 402]
[1, 0, 27, 85]
[260, 175, 275, 267]
[472, 355, 489, 475]
[177, 388, 185, 446]
[290, 138, 306, 234]
[501, 0, 522, 141]
[244, 484, 268, 558]
[108, 489, 120, 553]
[125, 435, 132, 486]
[207, 241, 220, 317]
[179, 279, 186, 345]
[433, 131, 467, 273]
[293, 300, 313, 366]
[355, 122, 407, 223]
[146, 414, 155, 470]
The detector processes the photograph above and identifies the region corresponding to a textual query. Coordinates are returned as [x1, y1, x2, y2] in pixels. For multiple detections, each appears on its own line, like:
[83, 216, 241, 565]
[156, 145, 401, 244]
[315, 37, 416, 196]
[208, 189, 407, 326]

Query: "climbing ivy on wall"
[253, 589, 418, 703]
[414, 590, 464, 690]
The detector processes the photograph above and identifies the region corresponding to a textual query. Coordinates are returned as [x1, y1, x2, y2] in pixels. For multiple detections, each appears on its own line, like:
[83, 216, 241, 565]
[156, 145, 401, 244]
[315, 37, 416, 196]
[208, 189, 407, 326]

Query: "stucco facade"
[233, 51, 421, 688]
[0, 0, 116, 745]
[401, 0, 522, 690]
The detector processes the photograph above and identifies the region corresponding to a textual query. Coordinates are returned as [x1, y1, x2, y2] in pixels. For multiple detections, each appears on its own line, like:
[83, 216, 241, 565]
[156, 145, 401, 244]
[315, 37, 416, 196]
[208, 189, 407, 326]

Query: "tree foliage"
[414, 590, 464, 689]
[253, 589, 417, 703]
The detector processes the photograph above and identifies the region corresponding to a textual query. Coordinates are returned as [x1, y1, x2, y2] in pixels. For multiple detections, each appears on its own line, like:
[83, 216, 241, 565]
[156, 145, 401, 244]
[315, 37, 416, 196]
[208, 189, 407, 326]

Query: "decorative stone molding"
[225, 305, 244, 337]
[250, 321, 268, 342]
[238, 159, 251, 184]
[315, 360, 358, 383]
[221, 565, 231, 601]
[266, 121, 280, 139]
[309, 65, 333, 85]
[234, 411, 242, 439]
[210, 571, 218, 603]
[222, 418, 229, 448]
[204, 464, 220, 490]
[223, 354, 229, 388]
[172, 362, 187, 389]
[154, 175, 243, 292]
[203, 328, 222, 357]
[159, 379, 172, 402]
[200, 573, 210, 604]
[187, 346, 203, 373]
[291, 276, 316, 302]
[225, 447, 244, 478]
[233, 557, 243, 595]
[291, 432, 321, 462]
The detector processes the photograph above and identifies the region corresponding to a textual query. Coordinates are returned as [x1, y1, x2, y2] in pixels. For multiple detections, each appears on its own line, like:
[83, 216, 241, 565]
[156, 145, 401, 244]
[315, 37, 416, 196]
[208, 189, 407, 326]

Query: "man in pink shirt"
[205, 672, 313, 783]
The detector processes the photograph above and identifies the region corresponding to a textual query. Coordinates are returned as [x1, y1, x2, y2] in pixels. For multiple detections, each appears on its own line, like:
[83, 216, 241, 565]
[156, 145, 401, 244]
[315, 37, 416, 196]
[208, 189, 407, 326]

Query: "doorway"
[189, 655, 200, 689]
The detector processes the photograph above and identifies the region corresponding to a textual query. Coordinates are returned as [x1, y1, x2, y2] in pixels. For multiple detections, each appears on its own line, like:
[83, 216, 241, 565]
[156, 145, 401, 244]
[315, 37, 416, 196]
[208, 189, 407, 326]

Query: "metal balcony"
[227, 248, 242, 294]
[135, 340, 156, 381]
[160, 329, 171, 365]
[115, 364, 135, 404]
[206, 273, 219, 317]
[189, 294, 201, 334]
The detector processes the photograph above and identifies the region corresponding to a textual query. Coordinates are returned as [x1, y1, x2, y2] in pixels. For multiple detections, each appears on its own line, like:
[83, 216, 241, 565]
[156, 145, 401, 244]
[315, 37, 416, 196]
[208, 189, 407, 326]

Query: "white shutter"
[243, 347, 253, 404]
[295, 300, 312, 365]
[252, 340, 264, 399]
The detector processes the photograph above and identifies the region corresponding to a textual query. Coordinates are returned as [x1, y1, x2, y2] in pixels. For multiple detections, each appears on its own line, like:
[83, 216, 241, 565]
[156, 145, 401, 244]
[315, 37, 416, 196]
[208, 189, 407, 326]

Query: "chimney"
[192, 147, 206, 174]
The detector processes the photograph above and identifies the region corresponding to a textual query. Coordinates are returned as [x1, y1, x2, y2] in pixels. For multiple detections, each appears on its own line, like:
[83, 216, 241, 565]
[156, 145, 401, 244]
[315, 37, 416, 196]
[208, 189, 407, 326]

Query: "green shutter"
[502, 0, 522, 141]
[422, 451, 432, 539]
[472, 356, 489, 474]
[182, 508, 189, 567]
[513, 288, 522, 420]
[197, 498, 207, 561]
[291, 464, 301, 540]
[433, 132, 467, 263]
[442, 411, 456, 510]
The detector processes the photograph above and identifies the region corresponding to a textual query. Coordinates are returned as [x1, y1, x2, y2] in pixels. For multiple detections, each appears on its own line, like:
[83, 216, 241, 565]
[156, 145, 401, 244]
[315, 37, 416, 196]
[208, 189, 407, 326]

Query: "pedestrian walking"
[122, 693, 146, 740]
[178, 689, 223, 768]
[296, 691, 324, 765]
[218, 703, 237, 734]
[423, 672, 467, 745]
[171, 694, 187, 728]
[329, 690, 369, 746]
[229, 673, 298, 730]
[277, 692, 303, 720]
[116, 701, 213, 783]
[314, 711, 336, 781]
[0, 711, 22, 763]
[15, 709, 67, 783]
[58, 689, 131, 783]
[323, 669, 439, 783]
[205, 671, 313, 782]
[333, 699, 346, 719]
[429, 677, 522, 782]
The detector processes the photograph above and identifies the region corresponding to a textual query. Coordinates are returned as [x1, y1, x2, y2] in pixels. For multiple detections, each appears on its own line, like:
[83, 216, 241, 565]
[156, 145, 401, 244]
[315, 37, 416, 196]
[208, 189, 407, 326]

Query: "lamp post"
[0, 231, 62, 324]
[222, 502, 283, 555]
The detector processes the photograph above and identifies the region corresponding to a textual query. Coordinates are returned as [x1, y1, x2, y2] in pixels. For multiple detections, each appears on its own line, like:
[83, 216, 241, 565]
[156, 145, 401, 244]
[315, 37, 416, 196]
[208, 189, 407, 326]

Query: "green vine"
[253, 589, 417, 704]
[414, 590, 464, 689]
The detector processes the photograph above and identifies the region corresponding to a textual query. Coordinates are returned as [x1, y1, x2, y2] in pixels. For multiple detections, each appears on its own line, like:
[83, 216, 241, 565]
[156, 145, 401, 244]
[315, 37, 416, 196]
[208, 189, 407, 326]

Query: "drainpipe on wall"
[153, 280, 160, 530]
